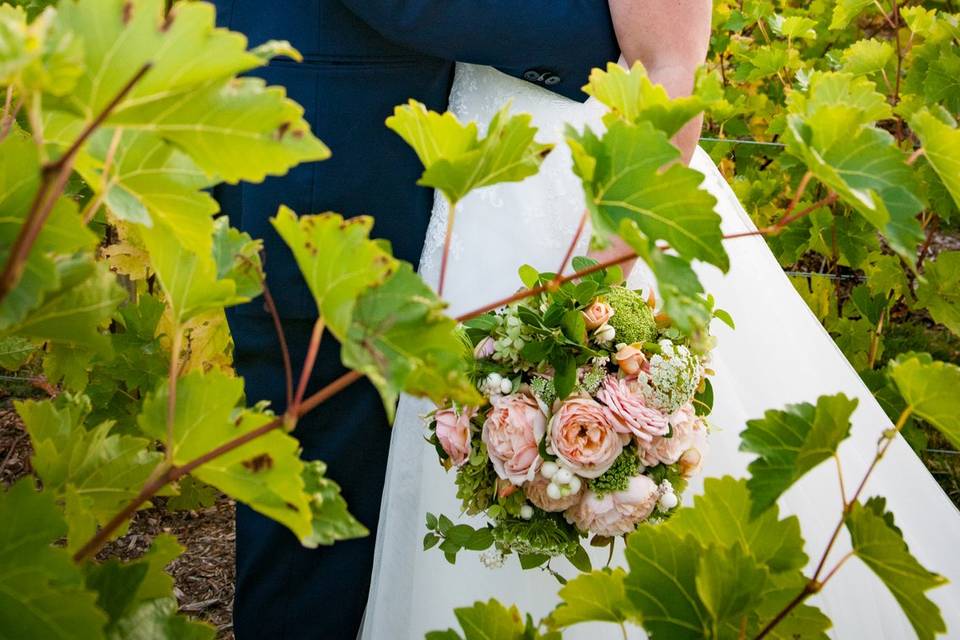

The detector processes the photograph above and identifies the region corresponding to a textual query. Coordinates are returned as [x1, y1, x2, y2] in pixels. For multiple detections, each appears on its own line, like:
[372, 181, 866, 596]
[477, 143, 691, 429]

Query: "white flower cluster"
[541, 460, 582, 498]
[480, 548, 506, 569]
[640, 339, 703, 414]
[656, 479, 679, 512]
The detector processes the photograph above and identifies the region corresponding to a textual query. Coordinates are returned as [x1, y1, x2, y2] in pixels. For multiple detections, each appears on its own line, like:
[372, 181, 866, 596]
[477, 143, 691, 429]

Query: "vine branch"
[0, 63, 151, 304]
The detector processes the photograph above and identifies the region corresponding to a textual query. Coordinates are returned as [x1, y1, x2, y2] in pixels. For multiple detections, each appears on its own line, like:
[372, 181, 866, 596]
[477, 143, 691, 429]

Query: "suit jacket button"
[523, 69, 541, 82]
[544, 75, 561, 86]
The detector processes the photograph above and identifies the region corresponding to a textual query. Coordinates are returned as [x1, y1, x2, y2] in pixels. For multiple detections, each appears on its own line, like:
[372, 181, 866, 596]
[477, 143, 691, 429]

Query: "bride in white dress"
[362, 8, 960, 640]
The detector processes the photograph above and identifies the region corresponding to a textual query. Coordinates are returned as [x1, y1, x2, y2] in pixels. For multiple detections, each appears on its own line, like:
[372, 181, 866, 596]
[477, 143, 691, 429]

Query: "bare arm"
[609, 0, 712, 164]
[589, 0, 712, 272]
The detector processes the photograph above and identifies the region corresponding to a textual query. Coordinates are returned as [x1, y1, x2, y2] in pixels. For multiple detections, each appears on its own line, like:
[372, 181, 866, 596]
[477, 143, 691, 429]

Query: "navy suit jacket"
[213, 2, 617, 637]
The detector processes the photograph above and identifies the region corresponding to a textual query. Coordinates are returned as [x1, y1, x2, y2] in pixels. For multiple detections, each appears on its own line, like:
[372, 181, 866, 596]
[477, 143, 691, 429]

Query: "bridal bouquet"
[424, 259, 716, 569]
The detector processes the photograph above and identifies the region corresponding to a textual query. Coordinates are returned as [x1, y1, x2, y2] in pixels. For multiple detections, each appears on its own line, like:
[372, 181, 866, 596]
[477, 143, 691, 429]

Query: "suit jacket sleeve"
[338, 0, 619, 101]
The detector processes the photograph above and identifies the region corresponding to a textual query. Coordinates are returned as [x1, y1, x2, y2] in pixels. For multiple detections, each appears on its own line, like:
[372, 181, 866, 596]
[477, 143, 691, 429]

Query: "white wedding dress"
[361, 63, 960, 640]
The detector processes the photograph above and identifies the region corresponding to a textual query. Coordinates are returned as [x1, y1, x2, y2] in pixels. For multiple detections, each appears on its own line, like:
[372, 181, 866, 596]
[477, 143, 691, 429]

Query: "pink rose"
[474, 336, 496, 359]
[435, 406, 477, 467]
[549, 396, 628, 479]
[615, 343, 649, 376]
[524, 475, 583, 512]
[564, 475, 659, 536]
[482, 393, 547, 485]
[582, 299, 615, 330]
[596, 375, 669, 442]
[639, 404, 708, 475]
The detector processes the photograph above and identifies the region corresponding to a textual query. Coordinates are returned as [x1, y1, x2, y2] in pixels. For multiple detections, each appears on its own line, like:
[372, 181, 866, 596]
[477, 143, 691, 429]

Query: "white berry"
[499, 378, 513, 394]
[541, 462, 558, 479]
[488, 372, 502, 385]
[546, 482, 562, 500]
[658, 491, 679, 511]
[555, 468, 573, 485]
[519, 504, 534, 520]
[568, 476, 582, 493]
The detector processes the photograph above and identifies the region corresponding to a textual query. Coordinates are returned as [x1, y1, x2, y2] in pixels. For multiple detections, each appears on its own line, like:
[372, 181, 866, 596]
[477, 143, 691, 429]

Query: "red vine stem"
[555, 209, 589, 277]
[289, 318, 324, 420]
[753, 406, 914, 639]
[437, 202, 457, 296]
[261, 278, 295, 409]
[0, 63, 152, 304]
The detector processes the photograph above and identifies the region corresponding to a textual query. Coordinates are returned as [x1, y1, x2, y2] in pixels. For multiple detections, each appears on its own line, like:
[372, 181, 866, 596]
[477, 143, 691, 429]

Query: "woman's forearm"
[608, 0, 712, 164]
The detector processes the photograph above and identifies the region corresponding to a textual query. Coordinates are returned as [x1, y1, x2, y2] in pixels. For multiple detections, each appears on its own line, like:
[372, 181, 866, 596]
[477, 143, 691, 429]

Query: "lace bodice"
[418, 63, 607, 317]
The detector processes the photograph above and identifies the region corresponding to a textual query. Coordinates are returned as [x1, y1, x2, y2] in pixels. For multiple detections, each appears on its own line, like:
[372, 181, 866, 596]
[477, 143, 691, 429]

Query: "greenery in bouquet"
[423, 259, 722, 573]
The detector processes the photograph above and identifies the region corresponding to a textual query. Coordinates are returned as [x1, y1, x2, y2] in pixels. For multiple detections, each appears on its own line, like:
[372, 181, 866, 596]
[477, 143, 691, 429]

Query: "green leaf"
[0, 334, 35, 369]
[911, 108, 960, 211]
[845, 500, 946, 640]
[754, 571, 832, 639]
[840, 39, 894, 76]
[387, 100, 552, 205]
[138, 371, 315, 542]
[4, 259, 124, 356]
[696, 543, 769, 635]
[211, 216, 263, 301]
[0, 5, 83, 95]
[623, 528, 709, 639]
[166, 477, 217, 512]
[271, 207, 396, 340]
[830, 0, 873, 29]
[138, 219, 241, 324]
[889, 355, 960, 448]
[740, 394, 859, 517]
[583, 62, 704, 136]
[301, 460, 368, 547]
[548, 569, 633, 628]
[567, 119, 727, 271]
[0, 480, 108, 640]
[53, 0, 328, 183]
[916, 251, 960, 336]
[428, 599, 528, 640]
[341, 263, 481, 420]
[669, 476, 808, 574]
[106, 597, 214, 640]
[787, 71, 892, 125]
[863, 251, 907, 300]
[16, 396, 162, 551]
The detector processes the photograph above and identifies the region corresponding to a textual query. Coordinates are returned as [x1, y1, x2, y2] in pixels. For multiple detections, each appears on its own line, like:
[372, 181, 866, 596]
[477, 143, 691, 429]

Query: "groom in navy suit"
[212, 1, 619, 637]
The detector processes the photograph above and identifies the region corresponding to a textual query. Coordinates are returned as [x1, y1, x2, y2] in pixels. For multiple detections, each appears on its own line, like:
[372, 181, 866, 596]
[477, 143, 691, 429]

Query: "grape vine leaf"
[0, 4, 83, 95]
[16, 396, 162, 551]
[845, 499, 946, 640]
[106, 598, 213, 640]
[753, 571, 832, 640]
[301, 460, 368, 547]
[426, 599, 548, 640]
[910, 109, 960, 211]
[5, 259, 125, 356]
[271, 207, 396, 340]
[166, 476, 218, 512]
[740, 394, 859, 517]
[0, 479, 108, 640]
[668, 476, 808, 573]
[0, 334, 35, 369]
[840, 38, 894, 76]
[138, 219, 243, 324]
[52, 0, 329, 183]
[696, 543, 769, 635]
[547, 569, 633, 629]
[341, 262, 482, 419]
[387, 100, 553, 206]
[0, 132, 98, 329]
[567, 119, 728, 270]
[830, 0, 873, 30]
[863, 251, 908, 300]
[582, 62, 705, 136]
[787, 71, 892, 125]
[211, 216, 263, 301]
[138, 371, 315, 542]
[889, 355, 960, 448]
[915, 251, 960, 337]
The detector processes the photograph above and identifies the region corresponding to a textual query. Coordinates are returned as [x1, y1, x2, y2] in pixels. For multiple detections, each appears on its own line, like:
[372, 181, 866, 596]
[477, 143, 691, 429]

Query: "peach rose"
[482, 393, 547, 485]
[639, 404, 708, 475]
[582, 299, 615, 330]
[614, 343, 648, 376]
[549, 396, 628, 479]
[596, 375, 669, 442]
[524, 475, 583, 512]
[435, 406, 477, 467]
[564, 475, 659, 536]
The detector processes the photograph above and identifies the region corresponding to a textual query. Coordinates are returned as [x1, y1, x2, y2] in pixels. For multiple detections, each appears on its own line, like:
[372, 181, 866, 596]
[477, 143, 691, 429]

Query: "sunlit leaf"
[830, 0, 873, 30]
[889, 355, 960, 448]
[915, 251, 960, 337]
[845, 499, 946, 640]
[0, 4, 83, 95]
[911, 108, 960, 211]
[840, 39, 894, 76]
[301, 460, 368, 548]
[740, 394, 858, 517]
[387, 100, 552, 206]
[426, 599, 534, 640]
[548, 569, 633, 629]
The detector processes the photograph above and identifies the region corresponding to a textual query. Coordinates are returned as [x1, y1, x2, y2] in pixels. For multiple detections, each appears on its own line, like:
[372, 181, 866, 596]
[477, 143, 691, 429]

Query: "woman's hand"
[608, 0, 712, 164]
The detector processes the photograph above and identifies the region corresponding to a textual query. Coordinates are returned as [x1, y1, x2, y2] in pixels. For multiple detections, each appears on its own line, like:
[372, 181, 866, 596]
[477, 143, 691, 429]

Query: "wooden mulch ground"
[0, 398, 237, 639]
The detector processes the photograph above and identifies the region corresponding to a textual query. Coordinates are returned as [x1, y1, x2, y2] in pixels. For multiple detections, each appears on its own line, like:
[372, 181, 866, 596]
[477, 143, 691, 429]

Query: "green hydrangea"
[606, 287, 657, 345]
[589, 447, 644, 498]
[455, 446, 497, 515]
[492, 512, 581, 558]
